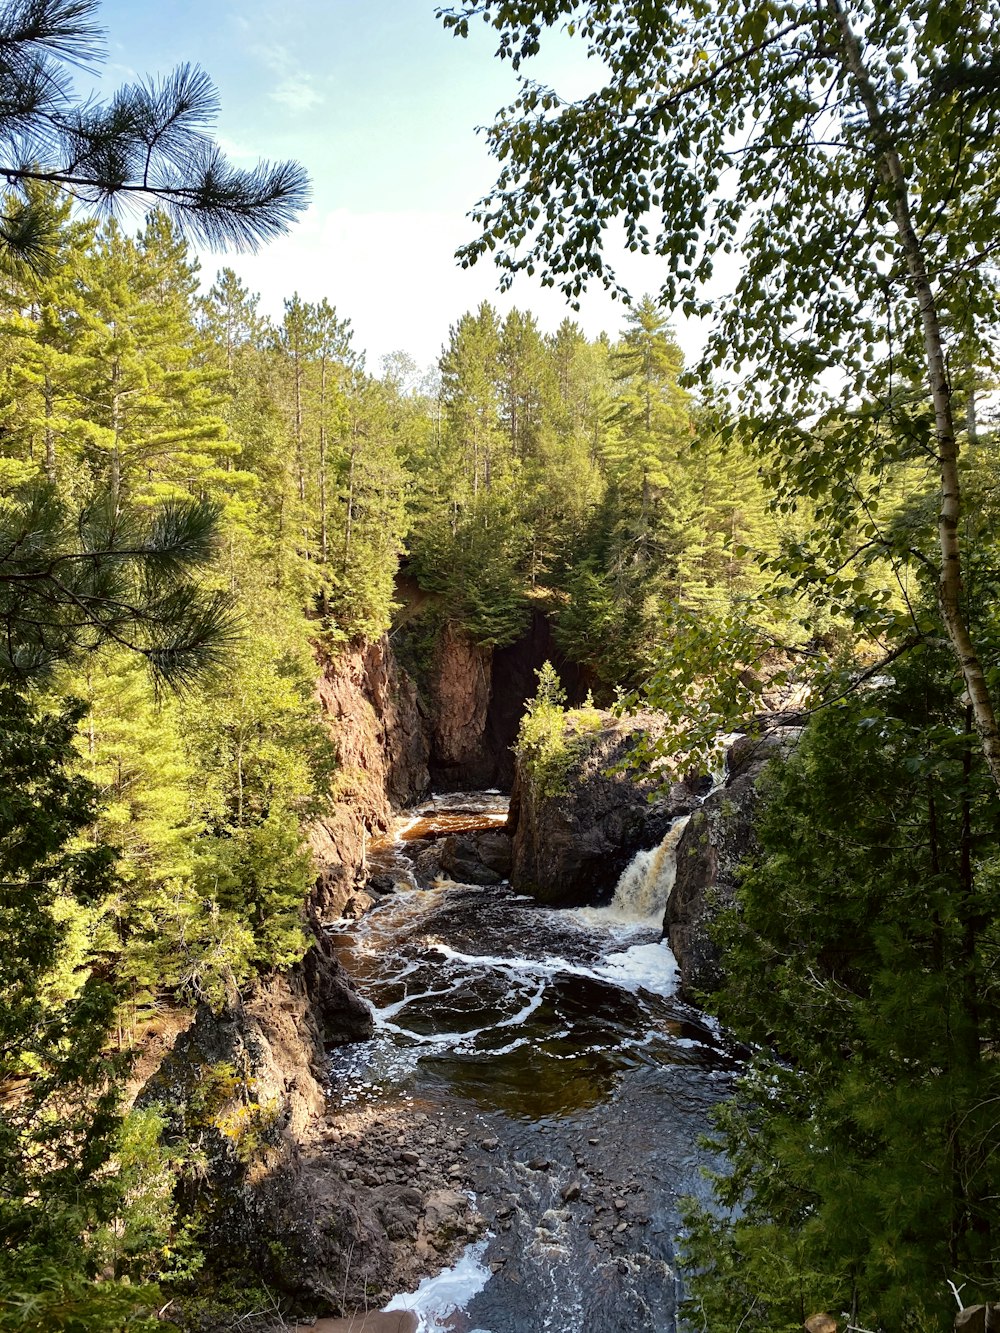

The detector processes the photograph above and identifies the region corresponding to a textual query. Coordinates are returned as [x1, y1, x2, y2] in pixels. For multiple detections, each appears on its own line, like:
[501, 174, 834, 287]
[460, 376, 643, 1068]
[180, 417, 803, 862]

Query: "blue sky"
[94, 1, 688, 370]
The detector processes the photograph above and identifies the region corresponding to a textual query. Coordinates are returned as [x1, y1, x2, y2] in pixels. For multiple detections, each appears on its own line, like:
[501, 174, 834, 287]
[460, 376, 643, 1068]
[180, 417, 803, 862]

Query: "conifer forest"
[2, 1, 1000, 1331]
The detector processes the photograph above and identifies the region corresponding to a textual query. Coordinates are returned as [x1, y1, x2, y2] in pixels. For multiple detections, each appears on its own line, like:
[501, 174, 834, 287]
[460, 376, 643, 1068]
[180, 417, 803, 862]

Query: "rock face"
[438, 828, 513, 886]
[426, 622, 494, 788]
[508, 713, 710, 907]
[137, 935, 378, 1312]
[311, 637, 431, 919]
[478, 609, 589, 790]
[665, 728, 802, 1000]
[400, 606, 589, 791]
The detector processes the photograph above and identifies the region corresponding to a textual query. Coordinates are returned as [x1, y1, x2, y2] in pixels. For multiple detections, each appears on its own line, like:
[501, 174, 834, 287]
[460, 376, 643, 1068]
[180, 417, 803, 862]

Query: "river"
[325, 793, 737, 1333]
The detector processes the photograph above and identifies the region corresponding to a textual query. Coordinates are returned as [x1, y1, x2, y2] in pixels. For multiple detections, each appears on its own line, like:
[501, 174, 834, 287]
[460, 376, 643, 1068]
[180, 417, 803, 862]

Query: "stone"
[437, 837, 504, 890]
[528, 1157, 551, 1171]
[310, 637, 430, 920]
[479, 1135, 500, 1151]
[301, 930, 375, 1045]
[561, 1180, 582, 1203]
[135, 969, 392, 1310]
[508, 711, 710, 907]
[665, 725, 803, 999]
[422, 1188, 468, 1237]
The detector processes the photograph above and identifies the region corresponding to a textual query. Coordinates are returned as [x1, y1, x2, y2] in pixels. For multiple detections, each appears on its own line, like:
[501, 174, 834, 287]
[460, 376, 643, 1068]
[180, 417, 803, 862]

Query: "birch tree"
[440, 0, 1000, 786]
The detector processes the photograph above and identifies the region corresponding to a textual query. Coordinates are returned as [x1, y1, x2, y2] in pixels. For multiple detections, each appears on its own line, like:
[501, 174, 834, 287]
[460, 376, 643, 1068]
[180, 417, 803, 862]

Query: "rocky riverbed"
[297, 792, 738, 1333]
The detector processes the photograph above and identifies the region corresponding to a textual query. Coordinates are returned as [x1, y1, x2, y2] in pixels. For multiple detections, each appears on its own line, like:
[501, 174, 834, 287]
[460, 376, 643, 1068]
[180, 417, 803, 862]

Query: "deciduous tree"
[439, 0, 1000, 786]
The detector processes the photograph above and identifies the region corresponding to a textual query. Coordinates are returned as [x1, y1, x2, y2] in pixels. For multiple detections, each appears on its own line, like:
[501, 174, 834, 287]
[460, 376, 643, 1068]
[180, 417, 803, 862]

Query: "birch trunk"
[829, 0, 1000, 792]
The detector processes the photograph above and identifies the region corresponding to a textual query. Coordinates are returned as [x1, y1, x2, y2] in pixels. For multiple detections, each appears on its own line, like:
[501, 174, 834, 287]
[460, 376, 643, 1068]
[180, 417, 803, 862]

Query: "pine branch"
[0, 2, 309, 262]
[0, 0, 104, 69]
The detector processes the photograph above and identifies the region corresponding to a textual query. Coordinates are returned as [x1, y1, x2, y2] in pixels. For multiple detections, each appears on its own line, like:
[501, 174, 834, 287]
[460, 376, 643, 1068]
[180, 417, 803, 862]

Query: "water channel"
[326, 793, 738, 1333]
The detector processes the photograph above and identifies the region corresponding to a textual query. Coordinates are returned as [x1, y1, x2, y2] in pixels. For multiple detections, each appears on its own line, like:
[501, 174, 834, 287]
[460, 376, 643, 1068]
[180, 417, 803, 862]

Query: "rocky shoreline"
[288, 1087, 668, 1327]
[309, 1097, 487, 1298]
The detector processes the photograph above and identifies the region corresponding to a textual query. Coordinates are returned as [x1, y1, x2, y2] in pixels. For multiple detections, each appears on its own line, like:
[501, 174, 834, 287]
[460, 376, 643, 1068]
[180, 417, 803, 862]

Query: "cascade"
[603, 815, 691, 924]
[601, 732, 736, 925]
[324, 791, 733, 1333]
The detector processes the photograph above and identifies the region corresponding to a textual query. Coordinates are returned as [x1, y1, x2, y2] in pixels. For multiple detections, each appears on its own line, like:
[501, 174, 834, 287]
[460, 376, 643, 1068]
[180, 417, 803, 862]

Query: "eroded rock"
[666, 726, 802, 999]
[508, 712, 708, 907]
[311, 637, 431, 919]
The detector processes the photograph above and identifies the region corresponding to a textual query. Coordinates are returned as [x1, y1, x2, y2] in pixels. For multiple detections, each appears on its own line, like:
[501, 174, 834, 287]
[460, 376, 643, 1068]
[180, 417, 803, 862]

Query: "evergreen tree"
[70, 216, 232, 507]
[439, 303, 504, 497]
[0, 686, 160, 1332]
[0, 485, 235, 684]
[497, 307, 552, 463]
[682, 647, 1000, 1329]
[0, 0, 308, 271]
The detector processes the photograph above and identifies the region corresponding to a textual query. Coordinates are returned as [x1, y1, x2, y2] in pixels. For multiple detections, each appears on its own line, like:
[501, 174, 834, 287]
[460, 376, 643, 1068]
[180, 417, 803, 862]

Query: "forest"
[3, 0, 1000, 1330]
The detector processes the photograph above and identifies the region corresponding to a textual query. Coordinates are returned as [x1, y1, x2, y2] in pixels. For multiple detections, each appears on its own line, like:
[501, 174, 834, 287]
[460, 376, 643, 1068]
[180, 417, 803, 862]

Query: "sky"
[92, 0, 695, 374]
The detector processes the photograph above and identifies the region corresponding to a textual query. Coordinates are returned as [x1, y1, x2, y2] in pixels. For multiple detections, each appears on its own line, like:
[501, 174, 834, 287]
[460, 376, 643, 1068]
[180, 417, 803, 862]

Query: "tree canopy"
[438, 0, 1000, 787]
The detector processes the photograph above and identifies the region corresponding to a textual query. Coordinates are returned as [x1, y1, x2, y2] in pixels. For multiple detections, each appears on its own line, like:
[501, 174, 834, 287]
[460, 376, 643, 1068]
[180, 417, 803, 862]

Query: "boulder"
[666, 727, 802, 999]
[421, 1187, 472, 1248]
[474, 828, 514, 876]
[438, 829, 513, 886]
[301, 929, 375, 1046]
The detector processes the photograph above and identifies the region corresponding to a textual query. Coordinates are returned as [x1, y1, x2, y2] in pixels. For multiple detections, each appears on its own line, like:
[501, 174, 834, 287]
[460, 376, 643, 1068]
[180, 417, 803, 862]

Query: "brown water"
[327, 794, 736, 1333]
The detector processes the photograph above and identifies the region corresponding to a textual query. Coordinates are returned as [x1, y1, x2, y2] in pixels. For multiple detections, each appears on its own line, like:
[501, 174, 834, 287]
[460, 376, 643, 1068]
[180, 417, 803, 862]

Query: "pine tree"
[439, 303, 504, 497]
[0, 685, 160, 1331]
[681, 647, 1000, 1329]
[70, 216, 232, 507]
[0, 0, 308, 272]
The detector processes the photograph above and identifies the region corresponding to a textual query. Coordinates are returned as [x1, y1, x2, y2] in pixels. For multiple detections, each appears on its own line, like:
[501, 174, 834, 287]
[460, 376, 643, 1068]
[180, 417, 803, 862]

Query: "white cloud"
[197, 205, 707, 372]
[269, 80, 325, 113]
[237, 35, 326, 116]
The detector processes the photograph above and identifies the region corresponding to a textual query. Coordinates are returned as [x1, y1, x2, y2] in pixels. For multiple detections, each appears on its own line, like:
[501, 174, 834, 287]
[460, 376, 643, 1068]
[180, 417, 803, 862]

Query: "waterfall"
[603, 815, 691, 925]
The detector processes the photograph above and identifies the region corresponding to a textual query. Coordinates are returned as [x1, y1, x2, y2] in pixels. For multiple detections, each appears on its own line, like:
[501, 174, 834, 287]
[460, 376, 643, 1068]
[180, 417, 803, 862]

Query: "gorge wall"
[137, 611, 606, 1322]
[310, 636, 431, 920]
[307, 609, 579, 913]
[665, 727, 803, 1000]
[133, 634, 432, 1319]
[404, 606, 588, 793]
[506, 711, 710, 907]
[504, 709, 805, 998]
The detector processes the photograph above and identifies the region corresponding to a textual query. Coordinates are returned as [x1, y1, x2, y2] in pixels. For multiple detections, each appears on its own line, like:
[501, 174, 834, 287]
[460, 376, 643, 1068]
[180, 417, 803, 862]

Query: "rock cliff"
[425, 622, 494, 788]
[665, 727, 803, 999]
[397, 606, 588, 791]
[311, 637, 430, 919]
[137, 933, 379, 1311]
[135, 635, 438, 1320]
[507, 712, 709, 907]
